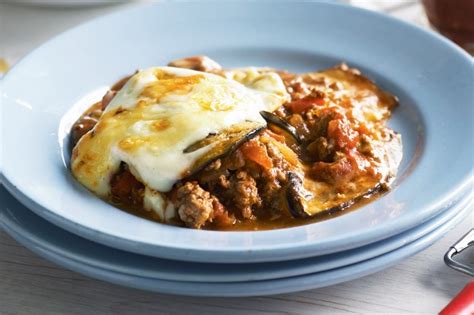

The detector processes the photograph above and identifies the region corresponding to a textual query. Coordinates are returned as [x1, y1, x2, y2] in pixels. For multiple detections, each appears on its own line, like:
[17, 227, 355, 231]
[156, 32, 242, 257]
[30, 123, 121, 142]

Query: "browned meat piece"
[176, 181, 233, 229]
[306, 136, 334, 162]
[305, 109, 336, 140]
[311, 157, 357, 184]
[210, 197, 236, 227]
[226, 171, 261, 219]
[310, 149, 368, 185]
[176, 182, 214, 228]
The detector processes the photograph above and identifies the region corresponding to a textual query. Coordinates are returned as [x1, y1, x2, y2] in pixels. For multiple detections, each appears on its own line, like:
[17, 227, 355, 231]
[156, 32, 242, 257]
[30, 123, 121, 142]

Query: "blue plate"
[1, 1, 473, 263]
[0, 185, 471, 283]
[1, 185, 471, 296]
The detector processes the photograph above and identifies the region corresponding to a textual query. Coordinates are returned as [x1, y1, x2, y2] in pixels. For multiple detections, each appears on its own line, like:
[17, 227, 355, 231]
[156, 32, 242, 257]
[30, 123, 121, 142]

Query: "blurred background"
[1, 0, 473, 78]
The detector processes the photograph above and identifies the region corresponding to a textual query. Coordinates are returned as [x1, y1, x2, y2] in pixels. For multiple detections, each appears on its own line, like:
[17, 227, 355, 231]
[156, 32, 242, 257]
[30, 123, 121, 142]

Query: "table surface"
[1, 1, 472, 314]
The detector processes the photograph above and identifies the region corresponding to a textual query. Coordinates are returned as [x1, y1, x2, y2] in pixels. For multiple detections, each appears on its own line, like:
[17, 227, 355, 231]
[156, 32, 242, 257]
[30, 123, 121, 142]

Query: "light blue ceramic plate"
[1, 186, 471, 296]
[1, 1, 473, 263]
[0, 185, 471, 284]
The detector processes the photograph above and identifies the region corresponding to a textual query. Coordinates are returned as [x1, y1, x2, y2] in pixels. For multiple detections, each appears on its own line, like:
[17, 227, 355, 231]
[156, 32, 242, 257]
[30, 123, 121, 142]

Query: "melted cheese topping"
[71, 67, 290, 204]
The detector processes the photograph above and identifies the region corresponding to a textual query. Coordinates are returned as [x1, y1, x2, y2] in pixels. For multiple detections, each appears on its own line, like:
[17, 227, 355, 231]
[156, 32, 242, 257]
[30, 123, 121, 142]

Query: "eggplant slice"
[286, 172, 382, 218]
[260, 111, 302, 144]
[286, 133, 402, 218]
[183, 121, 265, 177]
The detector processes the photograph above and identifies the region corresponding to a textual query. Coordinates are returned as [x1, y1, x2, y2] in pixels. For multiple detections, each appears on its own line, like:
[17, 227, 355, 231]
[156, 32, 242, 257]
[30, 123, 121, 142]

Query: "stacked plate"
[1, 1, 472, 297]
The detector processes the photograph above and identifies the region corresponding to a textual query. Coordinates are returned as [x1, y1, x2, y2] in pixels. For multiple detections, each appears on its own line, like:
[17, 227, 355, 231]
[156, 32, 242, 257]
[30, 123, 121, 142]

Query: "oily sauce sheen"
[110, 189, 381, 231]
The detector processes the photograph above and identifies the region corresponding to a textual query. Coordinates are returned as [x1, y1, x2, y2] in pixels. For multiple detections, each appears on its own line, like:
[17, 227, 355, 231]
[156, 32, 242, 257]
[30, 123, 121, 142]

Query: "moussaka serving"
[70, 56, 402, 230]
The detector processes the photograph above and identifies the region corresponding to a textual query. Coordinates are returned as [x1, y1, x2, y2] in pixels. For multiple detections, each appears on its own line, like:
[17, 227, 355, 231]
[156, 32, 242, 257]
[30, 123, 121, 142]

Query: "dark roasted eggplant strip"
[182, 121, 265, 177]
[260, 111, 302, 144]
[285, 172, 312, 218]
[286, 171, 383, 218]
[260, 111, 321, 164]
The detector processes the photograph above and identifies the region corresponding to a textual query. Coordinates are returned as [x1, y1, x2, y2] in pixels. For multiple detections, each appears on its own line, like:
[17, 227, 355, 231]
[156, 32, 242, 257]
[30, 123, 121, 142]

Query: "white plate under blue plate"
[1, 1, 473, 263]
[0, 185, 471, 284]
[0, 186, 471, 296]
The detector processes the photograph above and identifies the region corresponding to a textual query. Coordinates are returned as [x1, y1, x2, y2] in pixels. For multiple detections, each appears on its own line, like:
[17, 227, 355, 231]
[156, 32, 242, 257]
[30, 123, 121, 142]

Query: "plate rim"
[0, 186, 471, 282]
[1, 190, 470, 296]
